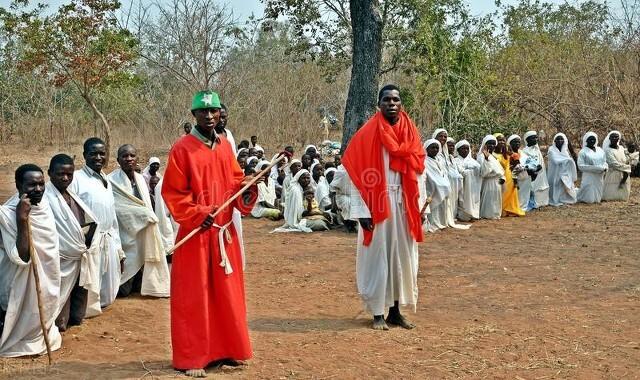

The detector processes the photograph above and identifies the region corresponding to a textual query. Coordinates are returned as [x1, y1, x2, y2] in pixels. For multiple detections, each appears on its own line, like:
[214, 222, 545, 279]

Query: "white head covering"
[602, 130, 622, 150]
[236, 148, 249, 157]
[142, 157, 161, 178]
[292, 168, 310, 184]
[305, 145, 317, 154]
[246, 156, 259, 166]
[255, 146, 265, 153]
[256, 160, 270, 171]
[550, 132, 570, 157]
[324, 167, 337, 176]
[581, 132, 599, 148]
[309, 162, 320, 176]
[477, 135, 497, 165]
[523, 130, 537, 143]
[454, 140, 470, 157]
[423, 138, 441, 153]
[431, 128, 448, 139]
[507, 134, 521, 146]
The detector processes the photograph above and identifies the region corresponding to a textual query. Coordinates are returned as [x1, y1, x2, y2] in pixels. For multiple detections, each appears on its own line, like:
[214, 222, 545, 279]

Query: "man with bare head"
[0, 164, 62, 356]
[342, 84, 426, 330]
[108, 144, 169, 299]
[70, 137, 124, 314]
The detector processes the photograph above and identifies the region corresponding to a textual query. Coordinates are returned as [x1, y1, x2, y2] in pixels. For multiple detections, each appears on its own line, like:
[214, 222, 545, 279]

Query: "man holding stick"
[0, 164, 62, 357]
[342, 84, 426, 331]
[162, 90, 259, 377]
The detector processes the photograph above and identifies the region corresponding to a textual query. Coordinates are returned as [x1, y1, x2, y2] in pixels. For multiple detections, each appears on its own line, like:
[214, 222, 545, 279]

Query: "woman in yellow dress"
[493, 133, 526, 217]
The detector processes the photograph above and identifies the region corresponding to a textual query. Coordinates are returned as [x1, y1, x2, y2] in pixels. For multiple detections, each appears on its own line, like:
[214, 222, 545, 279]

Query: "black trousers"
[55, 276, 88, 332]
[117, 269, 143, 298]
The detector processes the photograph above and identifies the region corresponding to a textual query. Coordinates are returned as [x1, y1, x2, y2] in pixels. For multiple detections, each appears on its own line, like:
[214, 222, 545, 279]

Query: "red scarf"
[342, 111, 426, 246]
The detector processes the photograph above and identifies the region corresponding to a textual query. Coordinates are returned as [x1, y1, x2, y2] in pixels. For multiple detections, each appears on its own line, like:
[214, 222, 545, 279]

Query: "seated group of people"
[0, 138, 172, 357]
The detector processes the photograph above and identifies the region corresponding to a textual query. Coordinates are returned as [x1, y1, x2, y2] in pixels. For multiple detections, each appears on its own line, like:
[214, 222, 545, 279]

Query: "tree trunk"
[83, 94, 112, 167]
[341, 0, 383, 153]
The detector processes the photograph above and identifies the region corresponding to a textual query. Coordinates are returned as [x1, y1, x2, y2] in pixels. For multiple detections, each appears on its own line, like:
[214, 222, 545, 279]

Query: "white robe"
[577, 147, 607, 203]
[224, 129, 246, 270]
[45, 184, 102, 318]
[423, 156, 450, 232]
[521, 145, 550, 209]
[154, 178, 177, 252]
[251, 180, 278, 218]
[329, 165, 353, 221]
[108, 169, 170, 298]
[69, 166, 124, 312]
[603, 146, 631, 201]
[453, 155, 481, 221]
[547, 145, 578, 206]
[272, 182, 312, 233]
[349, 150, 422, 316]
[0, 194, 62, 357]
[478, 155, 504, 219]
[315, 176, 331, 210]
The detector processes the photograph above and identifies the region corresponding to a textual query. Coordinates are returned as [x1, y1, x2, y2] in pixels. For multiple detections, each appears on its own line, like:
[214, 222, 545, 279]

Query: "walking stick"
[26, 220, 53, 365]
[167, 154, 287, 255]
[419, 196, 433, 216]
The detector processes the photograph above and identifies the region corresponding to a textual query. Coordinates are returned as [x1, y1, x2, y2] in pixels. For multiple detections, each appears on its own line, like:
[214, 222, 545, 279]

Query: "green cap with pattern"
[191, 90, 221, 111]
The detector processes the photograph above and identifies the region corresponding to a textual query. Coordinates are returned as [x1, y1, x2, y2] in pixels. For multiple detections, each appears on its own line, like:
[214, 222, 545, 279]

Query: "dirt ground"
[0, 145, 639, 379]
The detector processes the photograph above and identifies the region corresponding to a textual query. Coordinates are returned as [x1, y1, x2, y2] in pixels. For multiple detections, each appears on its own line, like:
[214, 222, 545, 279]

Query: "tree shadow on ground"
[249, 317, 368, 333]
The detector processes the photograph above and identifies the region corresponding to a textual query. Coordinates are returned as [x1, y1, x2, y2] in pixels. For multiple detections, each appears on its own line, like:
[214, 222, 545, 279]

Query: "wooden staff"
[167, 154, 287, 255]
[26, 220, 53, 365]
[419, 196, 433, 216]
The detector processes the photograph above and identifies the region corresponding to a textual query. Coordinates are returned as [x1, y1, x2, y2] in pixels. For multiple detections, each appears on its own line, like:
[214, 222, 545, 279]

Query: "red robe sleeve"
[162, 144, 212, 231]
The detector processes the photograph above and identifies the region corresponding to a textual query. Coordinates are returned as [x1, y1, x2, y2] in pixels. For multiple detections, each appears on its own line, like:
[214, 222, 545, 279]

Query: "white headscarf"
[324, 167, 337, 176]
[550, 132, 570, 157]
[602, 130, 622, 150]
[423, 138, 441, 153]
[454, 139, 471, 158]
[305, 145, 317, 155]
[256, 160, 271, 172]
[507, 134, 521, 146]
[523, 130, 537, 142]
[255, 146, 265, 153]
[246, 156, 259, 166]
[581, 132, 599, 148]
[292, 168, 310, 184]
[476, 135, 497, 165]
[142, 157, 161, 180]
[284, 158, 302, 175]
[236, 148, 249, 157]
[432, 128, 448, 139]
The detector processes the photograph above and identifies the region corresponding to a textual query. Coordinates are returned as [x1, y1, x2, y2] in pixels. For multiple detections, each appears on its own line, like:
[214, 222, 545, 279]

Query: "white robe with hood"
[577, 132, 608, 203]
[547, 133, 578, 206]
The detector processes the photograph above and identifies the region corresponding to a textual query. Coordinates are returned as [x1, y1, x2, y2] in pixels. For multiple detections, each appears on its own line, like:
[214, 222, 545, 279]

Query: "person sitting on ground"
[273, 169, 315, 233]
[142, 157, 161, 186]
[302, 188, 330, 231]
[281, 159, 302, 207]
[602, 131, 632, 201]
[183, 122, 192, 135]
[251, 161, 282, 220]
[0, 164, 62, 357]
[477, 135, 505, 220]
[45, 154, 98, 332]
[311, 163, 331, 210]
[108, 144, 170, 298]
[547, 133, 578, 206]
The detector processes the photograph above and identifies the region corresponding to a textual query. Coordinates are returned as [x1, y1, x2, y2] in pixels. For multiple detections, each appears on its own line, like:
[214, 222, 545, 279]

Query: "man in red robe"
[162, 90, 258, 377]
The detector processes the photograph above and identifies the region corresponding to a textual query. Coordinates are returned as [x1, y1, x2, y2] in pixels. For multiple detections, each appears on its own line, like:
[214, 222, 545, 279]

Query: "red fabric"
[162, 134, 257, 370]
[342, 111, 426, 245]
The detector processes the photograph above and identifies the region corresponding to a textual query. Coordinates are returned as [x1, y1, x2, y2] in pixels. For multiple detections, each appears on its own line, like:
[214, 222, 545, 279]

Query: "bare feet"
[185, 368, 206, 378]
[372, 315, 389, 330]
[386, 313, 416, 329]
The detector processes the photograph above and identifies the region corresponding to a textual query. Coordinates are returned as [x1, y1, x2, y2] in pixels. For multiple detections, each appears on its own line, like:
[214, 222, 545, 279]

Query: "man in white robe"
[69, 137, 125, 312]
[0, 165, 62, 357]
[273, 169, 313, 233]
[343, 85, 425, 331]
[108, 145, 170, 298]
[431, 129, 468, 229]
[251, 161, 282, 220]
[602, 131, 632, 201]
[45, 154, 101, 329]
[477, 135, 505, 219]
[521, 131, 550, 210]
[453, 140, 481, 222]
[577, 132, 608, 203]
[547, 133, 578, 206]
[423, 139, 450, 232]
